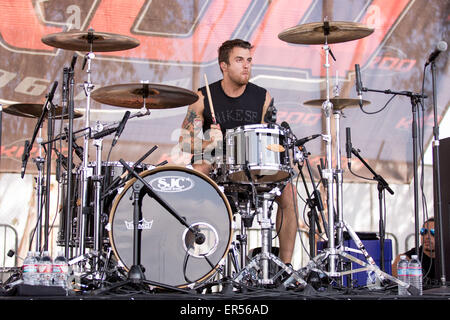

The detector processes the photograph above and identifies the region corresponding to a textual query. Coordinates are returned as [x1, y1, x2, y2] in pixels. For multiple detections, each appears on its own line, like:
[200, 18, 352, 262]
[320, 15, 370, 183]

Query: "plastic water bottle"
[397, 255, 409, 295]
[38, 251, 53, 286]
[22, 251, 38, 285]
[408, 254, 422, 295]
[52, 251, 69, 288]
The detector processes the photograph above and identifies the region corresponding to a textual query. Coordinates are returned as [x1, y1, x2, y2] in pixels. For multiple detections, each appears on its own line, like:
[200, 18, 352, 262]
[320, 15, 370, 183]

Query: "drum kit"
[2, 20, 417, 294]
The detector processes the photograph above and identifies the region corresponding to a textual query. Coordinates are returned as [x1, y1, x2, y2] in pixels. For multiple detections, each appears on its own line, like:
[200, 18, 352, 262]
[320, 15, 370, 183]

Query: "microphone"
[21, 140, 30, 178]
[48, 81, 58, 101]
[425, 41, 448, 66]
[62, 67, 69, 104]
[70, 53, 78, 70]
[355, 64, 363, 108]
[112, 111, 131, 147]
[280, 121, 291, 131]
[82, 55, 88, 70]
[346, 127, 352, 168]
[294, 134, 321, 146]
[64, 127, 84, 161]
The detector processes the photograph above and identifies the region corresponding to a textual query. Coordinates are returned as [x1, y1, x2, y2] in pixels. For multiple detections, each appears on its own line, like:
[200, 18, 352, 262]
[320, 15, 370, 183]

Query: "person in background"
[392, 218, 437, 285]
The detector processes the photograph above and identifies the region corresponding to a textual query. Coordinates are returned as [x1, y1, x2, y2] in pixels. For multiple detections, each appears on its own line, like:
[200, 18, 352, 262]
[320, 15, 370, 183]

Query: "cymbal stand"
[319, 21, 338, 277]
[77, 29, 96, 258]
[91, 122, 105, 273]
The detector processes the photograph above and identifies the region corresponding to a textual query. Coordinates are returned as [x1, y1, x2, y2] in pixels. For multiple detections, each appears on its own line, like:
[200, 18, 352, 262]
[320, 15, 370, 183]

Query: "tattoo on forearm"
[182, 110, 198, 130]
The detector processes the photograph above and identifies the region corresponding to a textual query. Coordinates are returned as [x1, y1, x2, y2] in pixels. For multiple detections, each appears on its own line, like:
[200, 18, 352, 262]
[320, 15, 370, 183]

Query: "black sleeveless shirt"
[199, 80, 266, 137]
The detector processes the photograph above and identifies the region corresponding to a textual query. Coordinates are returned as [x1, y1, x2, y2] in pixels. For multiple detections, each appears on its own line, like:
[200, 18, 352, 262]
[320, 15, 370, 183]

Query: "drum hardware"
[41, 28, 142, 259]
[18, 82, 59, 253]
[346, 134, 394, 272]
[92, 161, 194, 294]
[279, 20, 385, 286]
[233, 187, 308, 288]
[77, 30, 97, 258]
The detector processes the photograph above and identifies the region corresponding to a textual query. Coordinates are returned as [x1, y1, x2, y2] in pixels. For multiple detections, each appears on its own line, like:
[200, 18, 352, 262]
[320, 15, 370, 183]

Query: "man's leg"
[276, 182, 301, 264]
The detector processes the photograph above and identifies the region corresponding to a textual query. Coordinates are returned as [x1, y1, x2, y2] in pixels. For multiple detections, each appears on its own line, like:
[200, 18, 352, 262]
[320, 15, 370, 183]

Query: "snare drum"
[225, 124, 291, 184]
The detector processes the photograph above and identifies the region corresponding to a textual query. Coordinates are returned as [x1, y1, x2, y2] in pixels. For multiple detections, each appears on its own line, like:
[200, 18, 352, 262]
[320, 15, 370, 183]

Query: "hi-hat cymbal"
[3, 103, 83, 119]
[91, 83, 199, 109]
[41, 29, 140, 52]
[278, 21, 374, 45]
[303, 98, 371, 110]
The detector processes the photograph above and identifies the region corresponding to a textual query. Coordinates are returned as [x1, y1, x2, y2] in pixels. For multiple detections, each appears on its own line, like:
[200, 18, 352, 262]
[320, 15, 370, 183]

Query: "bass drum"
[108, 166, 233, 288]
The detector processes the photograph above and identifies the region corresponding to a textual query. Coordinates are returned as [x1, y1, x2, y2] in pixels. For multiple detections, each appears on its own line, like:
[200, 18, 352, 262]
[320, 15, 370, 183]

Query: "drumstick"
[203, 73, 217, 124]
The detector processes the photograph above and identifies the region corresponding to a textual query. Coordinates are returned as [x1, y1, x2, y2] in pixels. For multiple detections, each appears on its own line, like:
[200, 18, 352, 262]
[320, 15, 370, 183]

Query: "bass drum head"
[108, 166, 233, 288]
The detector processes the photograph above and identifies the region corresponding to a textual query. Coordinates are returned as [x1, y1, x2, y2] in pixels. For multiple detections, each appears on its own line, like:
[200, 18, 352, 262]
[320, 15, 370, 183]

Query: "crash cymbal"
[41, 29, 140, 52]
[91, 83, 199, 109]
[278, 21, 374, 45]
[3, 103, 83, 119]
[303, 98, 371, 110]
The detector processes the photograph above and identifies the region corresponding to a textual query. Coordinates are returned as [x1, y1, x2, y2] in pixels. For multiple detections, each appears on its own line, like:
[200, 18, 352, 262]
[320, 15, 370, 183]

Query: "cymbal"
[3, 103, 83, 119]
[303, 98, 371, 110]
[41, 29, 140, 52]
[278, 21, 374, 45]
[91, 83, 199, 109]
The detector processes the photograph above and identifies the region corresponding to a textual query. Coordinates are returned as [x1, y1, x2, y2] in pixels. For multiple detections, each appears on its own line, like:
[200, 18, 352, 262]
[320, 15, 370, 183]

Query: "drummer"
[179, 39, 300, 267]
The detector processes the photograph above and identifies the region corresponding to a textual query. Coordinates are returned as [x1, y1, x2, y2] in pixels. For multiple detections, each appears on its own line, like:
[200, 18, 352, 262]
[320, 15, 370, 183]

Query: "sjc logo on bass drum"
[149, 176, 195, 193]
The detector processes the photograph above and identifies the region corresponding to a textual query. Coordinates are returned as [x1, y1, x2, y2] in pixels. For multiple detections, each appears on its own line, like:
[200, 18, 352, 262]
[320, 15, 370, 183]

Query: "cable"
[359, 93, 398, 115]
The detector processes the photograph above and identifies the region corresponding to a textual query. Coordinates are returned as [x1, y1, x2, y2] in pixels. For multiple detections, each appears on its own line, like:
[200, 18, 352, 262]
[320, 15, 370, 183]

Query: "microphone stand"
[350, 147, 394, 271]
[20, 82, 58, 251]
[65, 64, 76, 258]
[92, 159, 196, 295]
[295, 145, 326, 257]
[43, 95, 56, 252]
[429, 60, 448, 292]
[360, 85, 426, 259]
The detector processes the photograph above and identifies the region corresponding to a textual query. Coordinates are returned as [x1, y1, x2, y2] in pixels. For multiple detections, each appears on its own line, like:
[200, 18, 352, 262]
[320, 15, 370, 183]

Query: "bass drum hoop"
[108, 165, 233, 288]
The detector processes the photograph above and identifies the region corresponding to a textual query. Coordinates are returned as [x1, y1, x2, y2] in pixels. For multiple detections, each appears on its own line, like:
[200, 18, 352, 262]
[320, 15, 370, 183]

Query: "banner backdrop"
[0, 0, 448, 184]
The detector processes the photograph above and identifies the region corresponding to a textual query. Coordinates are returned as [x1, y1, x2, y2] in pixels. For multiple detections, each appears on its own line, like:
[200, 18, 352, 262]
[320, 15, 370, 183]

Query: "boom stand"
[296, 146, 327, 257]
[350, 147, 394, 271]
[359, 85, 427, 258]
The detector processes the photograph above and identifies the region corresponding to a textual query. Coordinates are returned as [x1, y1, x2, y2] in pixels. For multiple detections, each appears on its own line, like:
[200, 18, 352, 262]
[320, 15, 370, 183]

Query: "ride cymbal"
[91, 83, 199, 109]
[2, 103, 83, 119]
[41, 29, 140, 52]
[278, 21, 374, 45]
[303, 98, 371, 110]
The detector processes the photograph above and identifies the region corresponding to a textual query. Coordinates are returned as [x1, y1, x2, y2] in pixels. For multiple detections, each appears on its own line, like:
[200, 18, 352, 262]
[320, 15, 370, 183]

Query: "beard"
[229, 70, 250, 86]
